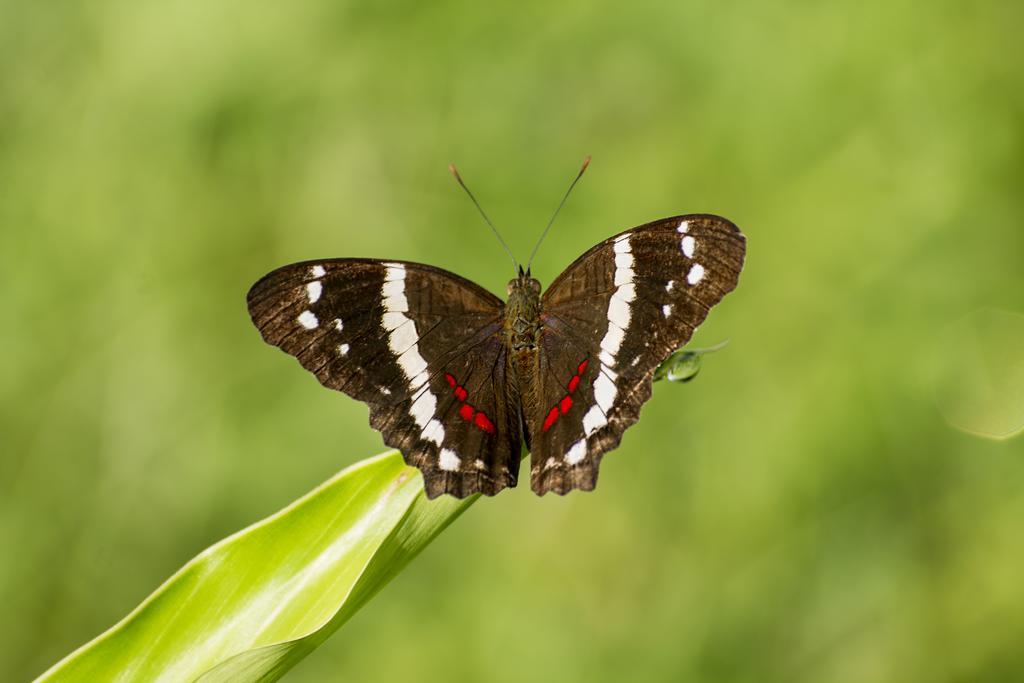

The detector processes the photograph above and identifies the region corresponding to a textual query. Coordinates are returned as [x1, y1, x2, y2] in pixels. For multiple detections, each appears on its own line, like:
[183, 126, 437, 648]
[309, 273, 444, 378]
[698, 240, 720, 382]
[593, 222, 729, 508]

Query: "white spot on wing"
[338, 343, 349, 355]
[382, 310, 408, 333]
[473, 458, 486, 470]
[310, 265, 326, 278]
[333, 318, 344, 331]
[583, 405, 606, 436]
[439, 448, 461, 471]
[297, 310, 318, 329]
[421, 419, 445, 445]
[601, 324, 625, 355]
[677, 220, 689, 233]
[666, 280, 674, 292]
[614, 283, 636, 302]
[382, 280, 408, 311]
[681, 235, 696, 258]
[385, 312, 416, 343]
[662, 304, 672, 317]
[383, 264, 440, 430]
[589, 234, 637, 419]
[411, 370, 430, 391]
[594, 373, 617, 412]
[565, 439, 587, 465]
[612, 236, 634, 284]
[408, 387, 437, 429]
[687, 263, 705, 285]
[607, 294, 631, 330]
[306, 281, 322, 303]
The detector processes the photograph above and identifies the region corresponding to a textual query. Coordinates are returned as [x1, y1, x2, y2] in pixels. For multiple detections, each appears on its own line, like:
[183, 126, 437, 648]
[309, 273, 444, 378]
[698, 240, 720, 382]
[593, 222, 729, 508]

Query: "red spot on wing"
[543, 406, 559, 432]
[542, 358, 589, 432]
[474, 412, 495, 433]
[560, 395, 573, 414]
[445, 372, 496, 434]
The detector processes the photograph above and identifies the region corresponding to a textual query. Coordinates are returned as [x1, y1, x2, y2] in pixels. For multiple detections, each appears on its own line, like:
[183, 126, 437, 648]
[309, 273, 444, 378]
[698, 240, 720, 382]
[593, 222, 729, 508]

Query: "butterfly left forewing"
[532, 214, 745, 495]
[247, 259, 521, 498]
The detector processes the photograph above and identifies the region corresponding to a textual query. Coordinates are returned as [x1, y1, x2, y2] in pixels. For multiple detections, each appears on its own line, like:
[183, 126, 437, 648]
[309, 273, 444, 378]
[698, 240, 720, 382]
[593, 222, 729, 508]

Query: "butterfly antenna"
[449, 163, 518, 273]
[526, 155, 591, 273]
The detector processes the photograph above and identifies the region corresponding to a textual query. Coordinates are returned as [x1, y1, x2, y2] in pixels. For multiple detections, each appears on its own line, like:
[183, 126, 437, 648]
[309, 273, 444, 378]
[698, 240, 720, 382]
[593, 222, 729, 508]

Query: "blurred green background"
[2, 0, 1023, 680]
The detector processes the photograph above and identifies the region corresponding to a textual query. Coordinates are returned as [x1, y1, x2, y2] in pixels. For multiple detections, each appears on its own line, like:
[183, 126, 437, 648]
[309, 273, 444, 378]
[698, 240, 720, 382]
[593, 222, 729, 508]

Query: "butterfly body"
[504, 274, 544, 453]
[248, 214, 745, 498]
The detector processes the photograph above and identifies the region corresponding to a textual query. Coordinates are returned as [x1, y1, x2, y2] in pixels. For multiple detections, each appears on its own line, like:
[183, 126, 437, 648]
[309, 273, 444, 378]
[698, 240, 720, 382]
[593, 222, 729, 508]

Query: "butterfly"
[247, 159, 745, 498]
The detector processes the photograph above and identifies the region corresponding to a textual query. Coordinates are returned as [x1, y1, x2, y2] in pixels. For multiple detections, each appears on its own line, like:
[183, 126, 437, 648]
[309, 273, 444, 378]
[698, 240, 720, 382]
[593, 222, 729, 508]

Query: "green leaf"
[37, 452, 476, 683]
[933, 308, 1024, 440]
[38, 341, 720, 682]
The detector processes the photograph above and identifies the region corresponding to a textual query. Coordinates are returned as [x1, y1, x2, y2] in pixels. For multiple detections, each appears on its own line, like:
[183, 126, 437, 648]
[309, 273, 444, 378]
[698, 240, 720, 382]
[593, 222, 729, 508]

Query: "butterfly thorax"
[504, 275, 542, 350]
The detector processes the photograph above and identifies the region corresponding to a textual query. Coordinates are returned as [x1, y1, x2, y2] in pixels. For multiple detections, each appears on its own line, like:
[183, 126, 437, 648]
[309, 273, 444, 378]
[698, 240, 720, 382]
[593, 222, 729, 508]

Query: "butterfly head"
[508, 267, 541, 297]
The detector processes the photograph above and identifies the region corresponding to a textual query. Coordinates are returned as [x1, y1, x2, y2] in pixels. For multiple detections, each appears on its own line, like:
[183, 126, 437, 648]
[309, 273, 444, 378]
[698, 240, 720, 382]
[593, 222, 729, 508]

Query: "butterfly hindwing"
[531, 214, 746, 494]
[247, 259, 522, 498]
